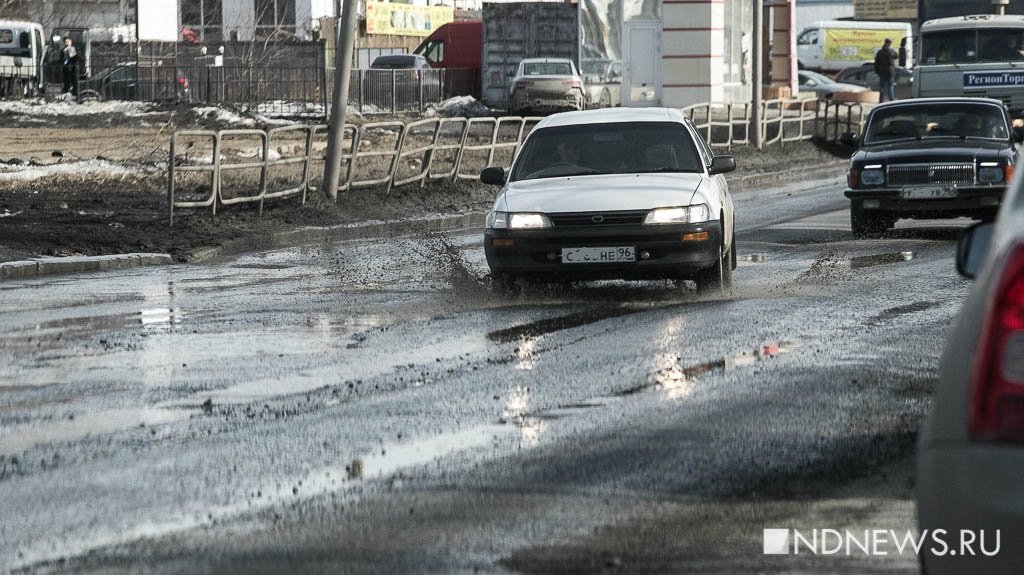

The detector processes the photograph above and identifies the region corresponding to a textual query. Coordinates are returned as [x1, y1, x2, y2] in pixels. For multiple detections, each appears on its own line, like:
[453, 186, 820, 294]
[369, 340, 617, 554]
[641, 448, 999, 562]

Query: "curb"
[0, 253, 173, 282]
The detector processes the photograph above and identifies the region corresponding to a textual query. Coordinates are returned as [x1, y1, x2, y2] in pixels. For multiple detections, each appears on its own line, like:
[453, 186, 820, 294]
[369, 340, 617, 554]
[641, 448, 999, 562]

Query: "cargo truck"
[797, 20, 913, 72]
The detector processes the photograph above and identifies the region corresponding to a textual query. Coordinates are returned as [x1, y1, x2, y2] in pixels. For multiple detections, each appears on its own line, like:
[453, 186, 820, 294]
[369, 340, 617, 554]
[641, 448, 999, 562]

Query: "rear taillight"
[177, 75, 189, 88]
[970, 242, 1024, 442]
[564, 79, 581, 88]
[515, 79, 533, 89]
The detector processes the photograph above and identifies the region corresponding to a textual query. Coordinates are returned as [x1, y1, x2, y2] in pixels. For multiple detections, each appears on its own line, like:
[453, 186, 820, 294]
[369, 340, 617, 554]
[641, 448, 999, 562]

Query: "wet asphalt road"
[0, 174, 972, 573]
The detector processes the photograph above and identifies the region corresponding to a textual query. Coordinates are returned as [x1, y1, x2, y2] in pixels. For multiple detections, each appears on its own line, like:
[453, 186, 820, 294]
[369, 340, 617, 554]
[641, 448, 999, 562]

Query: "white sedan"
[480, 107, 736, 291]
[916, 156, 1024, 573]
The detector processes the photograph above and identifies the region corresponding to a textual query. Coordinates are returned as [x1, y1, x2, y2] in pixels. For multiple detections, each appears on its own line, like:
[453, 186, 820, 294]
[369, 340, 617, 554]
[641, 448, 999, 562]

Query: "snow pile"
[425, 96, 493, 118]
[192, 106, 257, 127]
[0, 98, 158, 117]
[0, 159, 136, 182]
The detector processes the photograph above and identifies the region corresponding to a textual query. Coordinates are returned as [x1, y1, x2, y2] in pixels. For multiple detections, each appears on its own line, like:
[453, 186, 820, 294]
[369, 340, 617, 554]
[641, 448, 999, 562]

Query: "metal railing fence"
[166, 97, 869, 223]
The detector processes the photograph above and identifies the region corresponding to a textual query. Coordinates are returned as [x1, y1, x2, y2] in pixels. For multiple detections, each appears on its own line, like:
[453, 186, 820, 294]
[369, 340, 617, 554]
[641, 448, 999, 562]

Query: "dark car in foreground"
[480, 107, 736, 292]
[842, 97, 1018, 237]
[78, 62, 191, 103]
[916, 150, 1024, 575]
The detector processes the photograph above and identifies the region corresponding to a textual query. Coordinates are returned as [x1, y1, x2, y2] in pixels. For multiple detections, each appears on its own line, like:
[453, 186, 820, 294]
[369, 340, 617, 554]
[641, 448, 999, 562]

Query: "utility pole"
[751, 0, 764, 149]
[322, 0, 358, 200]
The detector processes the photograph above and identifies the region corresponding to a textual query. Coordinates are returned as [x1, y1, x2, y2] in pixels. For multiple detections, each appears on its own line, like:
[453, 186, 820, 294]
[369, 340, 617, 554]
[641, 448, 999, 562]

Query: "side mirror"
[480, 166, 506, 186]
[956, 221, 995, 279]
[708, 155, 736, 175]
[839, 131, 860, 147]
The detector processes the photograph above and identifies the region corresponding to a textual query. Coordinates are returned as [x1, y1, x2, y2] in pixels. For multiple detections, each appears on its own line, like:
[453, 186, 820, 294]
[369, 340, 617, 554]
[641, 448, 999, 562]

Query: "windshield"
[523, 62, 573, 76]
[865, 103, 1009, 143]
[510, 122, 703, 181]
[921, 27, 1024, 64]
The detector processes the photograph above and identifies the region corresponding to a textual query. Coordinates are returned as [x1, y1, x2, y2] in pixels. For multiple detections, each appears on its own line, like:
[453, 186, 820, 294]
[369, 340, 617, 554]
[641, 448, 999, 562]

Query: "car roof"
[520, 58, 574, 64]
[871, 97, 1006, 110]
[921, 14, 1024, 32]
[533, 107, 687, 130]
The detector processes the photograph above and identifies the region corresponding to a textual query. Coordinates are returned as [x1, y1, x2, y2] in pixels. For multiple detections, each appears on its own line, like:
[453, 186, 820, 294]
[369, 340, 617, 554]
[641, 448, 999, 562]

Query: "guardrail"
[168, 116, 542, 225]
[168, 97, 869, 224]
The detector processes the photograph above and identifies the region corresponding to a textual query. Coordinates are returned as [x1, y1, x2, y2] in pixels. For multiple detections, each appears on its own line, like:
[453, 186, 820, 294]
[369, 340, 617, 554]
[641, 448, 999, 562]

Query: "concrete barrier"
[0, 253, 173, 281]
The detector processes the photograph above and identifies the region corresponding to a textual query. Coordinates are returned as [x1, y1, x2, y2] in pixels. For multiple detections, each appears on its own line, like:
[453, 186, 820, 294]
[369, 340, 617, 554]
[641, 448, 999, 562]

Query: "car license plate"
[561, 247, 635, 264]
[900, 186, 957, 200]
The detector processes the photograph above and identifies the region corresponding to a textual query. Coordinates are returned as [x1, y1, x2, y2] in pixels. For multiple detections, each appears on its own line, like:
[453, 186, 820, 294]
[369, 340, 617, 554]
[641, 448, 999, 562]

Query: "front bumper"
[844, 186, 1005, 218]
[484, 221, 722, 280]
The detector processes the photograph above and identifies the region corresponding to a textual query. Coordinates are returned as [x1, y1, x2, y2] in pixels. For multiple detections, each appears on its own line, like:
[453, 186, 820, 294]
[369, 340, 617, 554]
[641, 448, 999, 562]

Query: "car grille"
[547, 211, 647, 227]
[886, 163, 976, 187]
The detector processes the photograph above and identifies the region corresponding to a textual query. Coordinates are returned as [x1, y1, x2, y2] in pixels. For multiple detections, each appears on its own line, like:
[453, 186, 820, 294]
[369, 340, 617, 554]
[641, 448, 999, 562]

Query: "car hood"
[502, 173, 703, 213]
[856, 139, 1012, 164]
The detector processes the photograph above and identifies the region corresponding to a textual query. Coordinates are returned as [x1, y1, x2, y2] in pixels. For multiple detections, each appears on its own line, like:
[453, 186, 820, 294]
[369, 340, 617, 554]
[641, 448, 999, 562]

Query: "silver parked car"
[508, 57, 585, 115]
[480, 107, 736, 291]
[916, 159, 1024, 573]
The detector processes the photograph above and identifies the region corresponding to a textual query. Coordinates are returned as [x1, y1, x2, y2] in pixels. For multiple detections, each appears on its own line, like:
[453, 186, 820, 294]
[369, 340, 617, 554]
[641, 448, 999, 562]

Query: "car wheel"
[696, 243, 732, 293]
[850, 204, 891, 239]
[77, 89, 102, 103]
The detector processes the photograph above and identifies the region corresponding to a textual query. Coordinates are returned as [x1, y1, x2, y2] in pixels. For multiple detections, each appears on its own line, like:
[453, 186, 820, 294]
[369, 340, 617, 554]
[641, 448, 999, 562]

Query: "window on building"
[180, 0, 223, 42]
[255, 0, 296, 35]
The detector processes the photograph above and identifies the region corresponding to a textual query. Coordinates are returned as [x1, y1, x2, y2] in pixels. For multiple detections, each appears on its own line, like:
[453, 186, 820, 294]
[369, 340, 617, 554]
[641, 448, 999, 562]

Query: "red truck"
[413, 21, 482, 97]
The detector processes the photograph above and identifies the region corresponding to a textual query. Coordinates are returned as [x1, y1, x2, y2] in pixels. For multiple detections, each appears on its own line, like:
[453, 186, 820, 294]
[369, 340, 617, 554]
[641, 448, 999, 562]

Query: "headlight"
[860, 168, 885, 186]
[508, 213, 552, 229]
[978, 165, 1004, 183]
[644, 204, 712, 225]
[486, 210, 508, 229]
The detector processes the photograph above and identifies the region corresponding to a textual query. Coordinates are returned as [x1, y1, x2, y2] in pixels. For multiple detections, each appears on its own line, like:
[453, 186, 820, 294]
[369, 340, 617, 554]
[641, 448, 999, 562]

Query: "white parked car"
[916, 159, 1024, 573]
[508, 57, 585, 115]
[480, 107, 737, 291]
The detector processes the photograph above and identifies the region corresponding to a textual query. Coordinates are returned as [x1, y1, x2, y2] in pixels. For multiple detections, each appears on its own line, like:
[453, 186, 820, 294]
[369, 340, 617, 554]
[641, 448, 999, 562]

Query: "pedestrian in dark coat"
[874, 38, 897, 102]
[61, 37, 80, 98]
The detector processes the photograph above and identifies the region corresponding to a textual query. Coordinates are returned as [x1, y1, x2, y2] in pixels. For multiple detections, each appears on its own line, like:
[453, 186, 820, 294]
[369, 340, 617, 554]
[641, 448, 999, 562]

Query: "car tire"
[77, 89, 102, 103]
[850, 204, 891, 239]
[696, 243, 732, 293]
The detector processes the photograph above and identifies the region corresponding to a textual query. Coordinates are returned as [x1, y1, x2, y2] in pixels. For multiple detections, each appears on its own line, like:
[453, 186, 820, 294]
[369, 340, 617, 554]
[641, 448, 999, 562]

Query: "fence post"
[391, 70, 397, 114]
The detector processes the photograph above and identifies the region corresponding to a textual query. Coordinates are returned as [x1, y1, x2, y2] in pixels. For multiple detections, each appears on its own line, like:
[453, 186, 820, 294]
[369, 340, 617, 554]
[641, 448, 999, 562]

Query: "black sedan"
[834, 64, 913, 100]
[78, 62, 191, 103]
[841, 97, 1020, 238]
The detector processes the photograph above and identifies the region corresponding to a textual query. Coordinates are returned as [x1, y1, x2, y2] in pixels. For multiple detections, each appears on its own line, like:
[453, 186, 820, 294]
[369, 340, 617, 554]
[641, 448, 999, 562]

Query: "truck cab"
[413, 21, 482, 70]
[0, 20, 46, 98]
[914, 14, 1024, 115]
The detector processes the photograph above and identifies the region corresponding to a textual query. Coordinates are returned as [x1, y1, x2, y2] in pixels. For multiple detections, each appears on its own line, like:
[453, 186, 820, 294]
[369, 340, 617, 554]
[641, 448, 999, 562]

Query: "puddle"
[488, 307, 642, 343]
[850, 251, 915, 269]
[739, 254, 768, 264]
[14, 308, 189, 334]
[616, 341, 797, 397]
[868, 301, 942, 324]
[0, 407, 191, 457]
[231, 263, 296, 270]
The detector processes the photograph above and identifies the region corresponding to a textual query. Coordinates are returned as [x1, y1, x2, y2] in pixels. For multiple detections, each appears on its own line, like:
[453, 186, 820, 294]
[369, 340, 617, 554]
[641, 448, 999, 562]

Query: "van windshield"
[922, 28, 1024, 64]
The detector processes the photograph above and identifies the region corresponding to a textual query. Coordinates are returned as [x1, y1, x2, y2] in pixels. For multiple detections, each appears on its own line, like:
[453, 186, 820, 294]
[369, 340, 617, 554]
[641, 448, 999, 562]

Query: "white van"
[797, 20, 913, 72]
[0, 20, 47, 98]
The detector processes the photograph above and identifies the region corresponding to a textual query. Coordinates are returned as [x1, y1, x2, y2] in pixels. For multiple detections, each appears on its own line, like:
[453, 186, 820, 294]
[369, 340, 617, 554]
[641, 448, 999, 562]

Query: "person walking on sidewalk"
[874, 38, 897, 102]
[61, 37, 80, 99]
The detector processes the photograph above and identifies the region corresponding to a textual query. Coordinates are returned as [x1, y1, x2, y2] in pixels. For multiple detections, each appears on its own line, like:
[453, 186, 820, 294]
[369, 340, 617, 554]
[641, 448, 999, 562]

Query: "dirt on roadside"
[0, 103, 844, 263]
